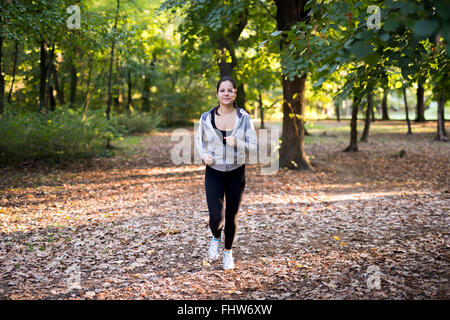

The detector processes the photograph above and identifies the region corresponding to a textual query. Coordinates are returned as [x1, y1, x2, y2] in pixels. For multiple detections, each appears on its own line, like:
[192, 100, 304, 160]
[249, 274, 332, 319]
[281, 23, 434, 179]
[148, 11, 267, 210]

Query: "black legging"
[205, 164, 246, 250]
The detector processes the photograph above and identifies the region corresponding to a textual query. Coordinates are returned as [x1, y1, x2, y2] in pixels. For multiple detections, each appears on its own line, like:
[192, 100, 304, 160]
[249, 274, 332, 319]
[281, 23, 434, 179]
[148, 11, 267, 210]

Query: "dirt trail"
[0, 122, 449, 299]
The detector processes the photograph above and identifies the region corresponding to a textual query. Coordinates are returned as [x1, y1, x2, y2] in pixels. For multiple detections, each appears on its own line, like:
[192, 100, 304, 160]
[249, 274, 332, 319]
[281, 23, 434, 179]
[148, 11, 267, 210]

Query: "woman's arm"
[194, 116, 208, 161]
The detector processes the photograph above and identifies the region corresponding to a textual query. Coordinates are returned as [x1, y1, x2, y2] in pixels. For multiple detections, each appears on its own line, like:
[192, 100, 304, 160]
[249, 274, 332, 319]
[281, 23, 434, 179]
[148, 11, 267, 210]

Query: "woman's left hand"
[224, 136, 237, 147]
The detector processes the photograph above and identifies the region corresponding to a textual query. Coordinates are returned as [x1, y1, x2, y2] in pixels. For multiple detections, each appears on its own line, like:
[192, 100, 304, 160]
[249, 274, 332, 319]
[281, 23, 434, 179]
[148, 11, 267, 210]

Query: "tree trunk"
[210, 5, 248, 111]
[0, 34, 4, 115]
[213, 36, 235, 77]
[106, 0, 120, 121]
[381, 89, 390, 120]
[304, 126, 311, 136]
[370, 98, 375, 121]
[415, 81, 425, 122]
[126, 68, 132, 113]
[344, 96, 359, 152]
[44, 43, 55, 116]
[113, 58, 120, 112]
[360, 93, 372, 142]
[49, 85, 56, 111]
[275, 0, 312, 170]
[435, 95, 448, 141]
[68, 55, 77, 108]
[39, 39, 48, 113]
[141, 75, 150, 112]
[52, 63, 65, 105]
[7, 41, 18, 104]
[236, 82, 246, 111]
[279, 75, 312, 169]
[258, 92, 265, 129]
[402, 86, 413, 135]
[82, 51, 93, 120]
[335, 97, 340, 122]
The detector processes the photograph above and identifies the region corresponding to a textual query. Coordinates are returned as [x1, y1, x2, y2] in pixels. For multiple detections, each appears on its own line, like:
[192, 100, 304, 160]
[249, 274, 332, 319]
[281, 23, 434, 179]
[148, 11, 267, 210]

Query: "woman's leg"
[223, 165, 246, 250]
[205, 166, 225, 239]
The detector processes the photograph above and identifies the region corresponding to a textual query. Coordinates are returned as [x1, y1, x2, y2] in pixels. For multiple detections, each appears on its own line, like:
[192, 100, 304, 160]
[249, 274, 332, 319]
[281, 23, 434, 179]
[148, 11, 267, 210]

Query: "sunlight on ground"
[251, 189, 429, 206]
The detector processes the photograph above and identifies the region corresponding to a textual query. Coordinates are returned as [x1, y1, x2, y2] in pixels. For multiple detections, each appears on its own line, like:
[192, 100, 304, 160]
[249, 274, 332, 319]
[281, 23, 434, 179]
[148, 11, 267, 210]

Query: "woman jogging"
[195, 76, 257, 270]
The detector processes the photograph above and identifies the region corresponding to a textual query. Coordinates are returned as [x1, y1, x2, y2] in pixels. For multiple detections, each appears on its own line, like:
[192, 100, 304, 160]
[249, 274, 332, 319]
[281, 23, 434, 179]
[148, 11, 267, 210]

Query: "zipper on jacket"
[206, 108, 245, 172]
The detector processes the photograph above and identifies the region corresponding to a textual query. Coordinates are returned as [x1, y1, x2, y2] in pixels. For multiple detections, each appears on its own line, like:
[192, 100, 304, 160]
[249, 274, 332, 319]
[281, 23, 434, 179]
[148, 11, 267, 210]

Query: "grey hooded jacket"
[195, 106, 258, 172]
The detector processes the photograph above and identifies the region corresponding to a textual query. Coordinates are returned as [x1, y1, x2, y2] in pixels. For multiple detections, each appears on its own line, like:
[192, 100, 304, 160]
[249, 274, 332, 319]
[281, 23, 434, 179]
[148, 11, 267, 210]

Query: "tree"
[360, 92, 373, 142]
[158, 0, 251, 110]
[0, 25, 4, 115]
[402, 86, 413, 135]
[288, 0, 449, 147]
[415, 81, 426, 122]
[273, 0, 313, 170]
[381, 89, 390, 120]
[106, 0, 121, 121]
[7, 41, 18, 104]
[436, 95, 448, 141]
[238, 6, 279, 129]
[344, 95, 360, 152]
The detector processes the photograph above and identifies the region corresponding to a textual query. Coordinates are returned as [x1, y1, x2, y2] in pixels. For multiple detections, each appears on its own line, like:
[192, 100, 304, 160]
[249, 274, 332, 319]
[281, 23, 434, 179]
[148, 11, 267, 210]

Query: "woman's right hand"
[204, 154, 215, 165]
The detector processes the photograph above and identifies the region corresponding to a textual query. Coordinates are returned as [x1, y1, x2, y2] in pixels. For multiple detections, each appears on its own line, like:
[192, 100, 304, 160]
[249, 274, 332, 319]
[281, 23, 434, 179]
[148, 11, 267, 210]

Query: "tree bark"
[7, 41, 18, 104]
[52, 63, 65, 105]
[435, 95, 448, 141]
[49, 85, 56, 111]
[334, 96, 340, 122]
[0, 34, 4, 115]
[370, 98, 375, 121]
[258, 92, 265, 129]
[126, 68, 132, 113]
[113, 58, 120, 112]
[68, 54, 77, 108]
[45, 44, 56, 112]
[44, 43, 55, 116]
[360, 93, 372, 142]
[106, 0, 120, 121]
[82, 51, 93, 120]
[275, 0, 312, 170]
[433, 31, 447, 141]
[141, 57, 156, 112]
[402, 86, 413, 135]
[381, 89, 390, 120]
[279, 74, 312, 169]
[236, 82, 246, 112]
[141, 74, 151, 112]
[415, 81, 426, 122]
[39, 39, 48, 113]
[344, 96, 359, 152]
[304, 127, 311, 136]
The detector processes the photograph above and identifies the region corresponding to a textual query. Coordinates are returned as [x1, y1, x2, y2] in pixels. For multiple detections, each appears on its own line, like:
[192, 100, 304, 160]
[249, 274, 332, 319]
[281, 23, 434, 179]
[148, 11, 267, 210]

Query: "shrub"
[114, 111, 162, 134]
[0, 108, 121, 165]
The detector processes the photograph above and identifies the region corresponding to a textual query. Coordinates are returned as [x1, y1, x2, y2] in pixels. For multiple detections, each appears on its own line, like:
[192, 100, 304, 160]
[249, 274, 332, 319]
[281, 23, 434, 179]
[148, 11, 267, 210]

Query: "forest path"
[0, 121, 448, 299]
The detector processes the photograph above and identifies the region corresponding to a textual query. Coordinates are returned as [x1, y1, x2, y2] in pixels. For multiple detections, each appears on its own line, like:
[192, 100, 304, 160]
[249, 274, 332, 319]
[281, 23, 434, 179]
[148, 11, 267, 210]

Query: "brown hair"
[214, 76, 237, 116]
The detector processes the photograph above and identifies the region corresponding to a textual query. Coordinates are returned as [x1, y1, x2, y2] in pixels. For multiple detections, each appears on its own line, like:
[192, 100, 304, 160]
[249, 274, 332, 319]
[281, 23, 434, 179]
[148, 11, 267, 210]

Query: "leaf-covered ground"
[0, 121, 449, 300]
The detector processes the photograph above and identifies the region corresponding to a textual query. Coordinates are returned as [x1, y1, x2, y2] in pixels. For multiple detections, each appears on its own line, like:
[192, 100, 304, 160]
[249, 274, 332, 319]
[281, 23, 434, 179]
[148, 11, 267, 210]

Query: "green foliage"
[115, 111, 162, 134]
[273, 0, 449, 102]
[158, 0, 280, 116]
[0, 109, 119, 165]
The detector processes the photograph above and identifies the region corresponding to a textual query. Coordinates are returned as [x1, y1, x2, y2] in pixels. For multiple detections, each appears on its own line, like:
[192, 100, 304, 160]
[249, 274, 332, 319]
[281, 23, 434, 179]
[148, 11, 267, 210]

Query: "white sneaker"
[208, 236, 221, 259]
[222, 250, 235, 270]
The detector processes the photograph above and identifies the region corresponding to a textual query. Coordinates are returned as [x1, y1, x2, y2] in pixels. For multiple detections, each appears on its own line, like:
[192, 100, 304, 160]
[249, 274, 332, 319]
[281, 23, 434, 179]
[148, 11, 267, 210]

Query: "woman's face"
[216, 80, 237, 106]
